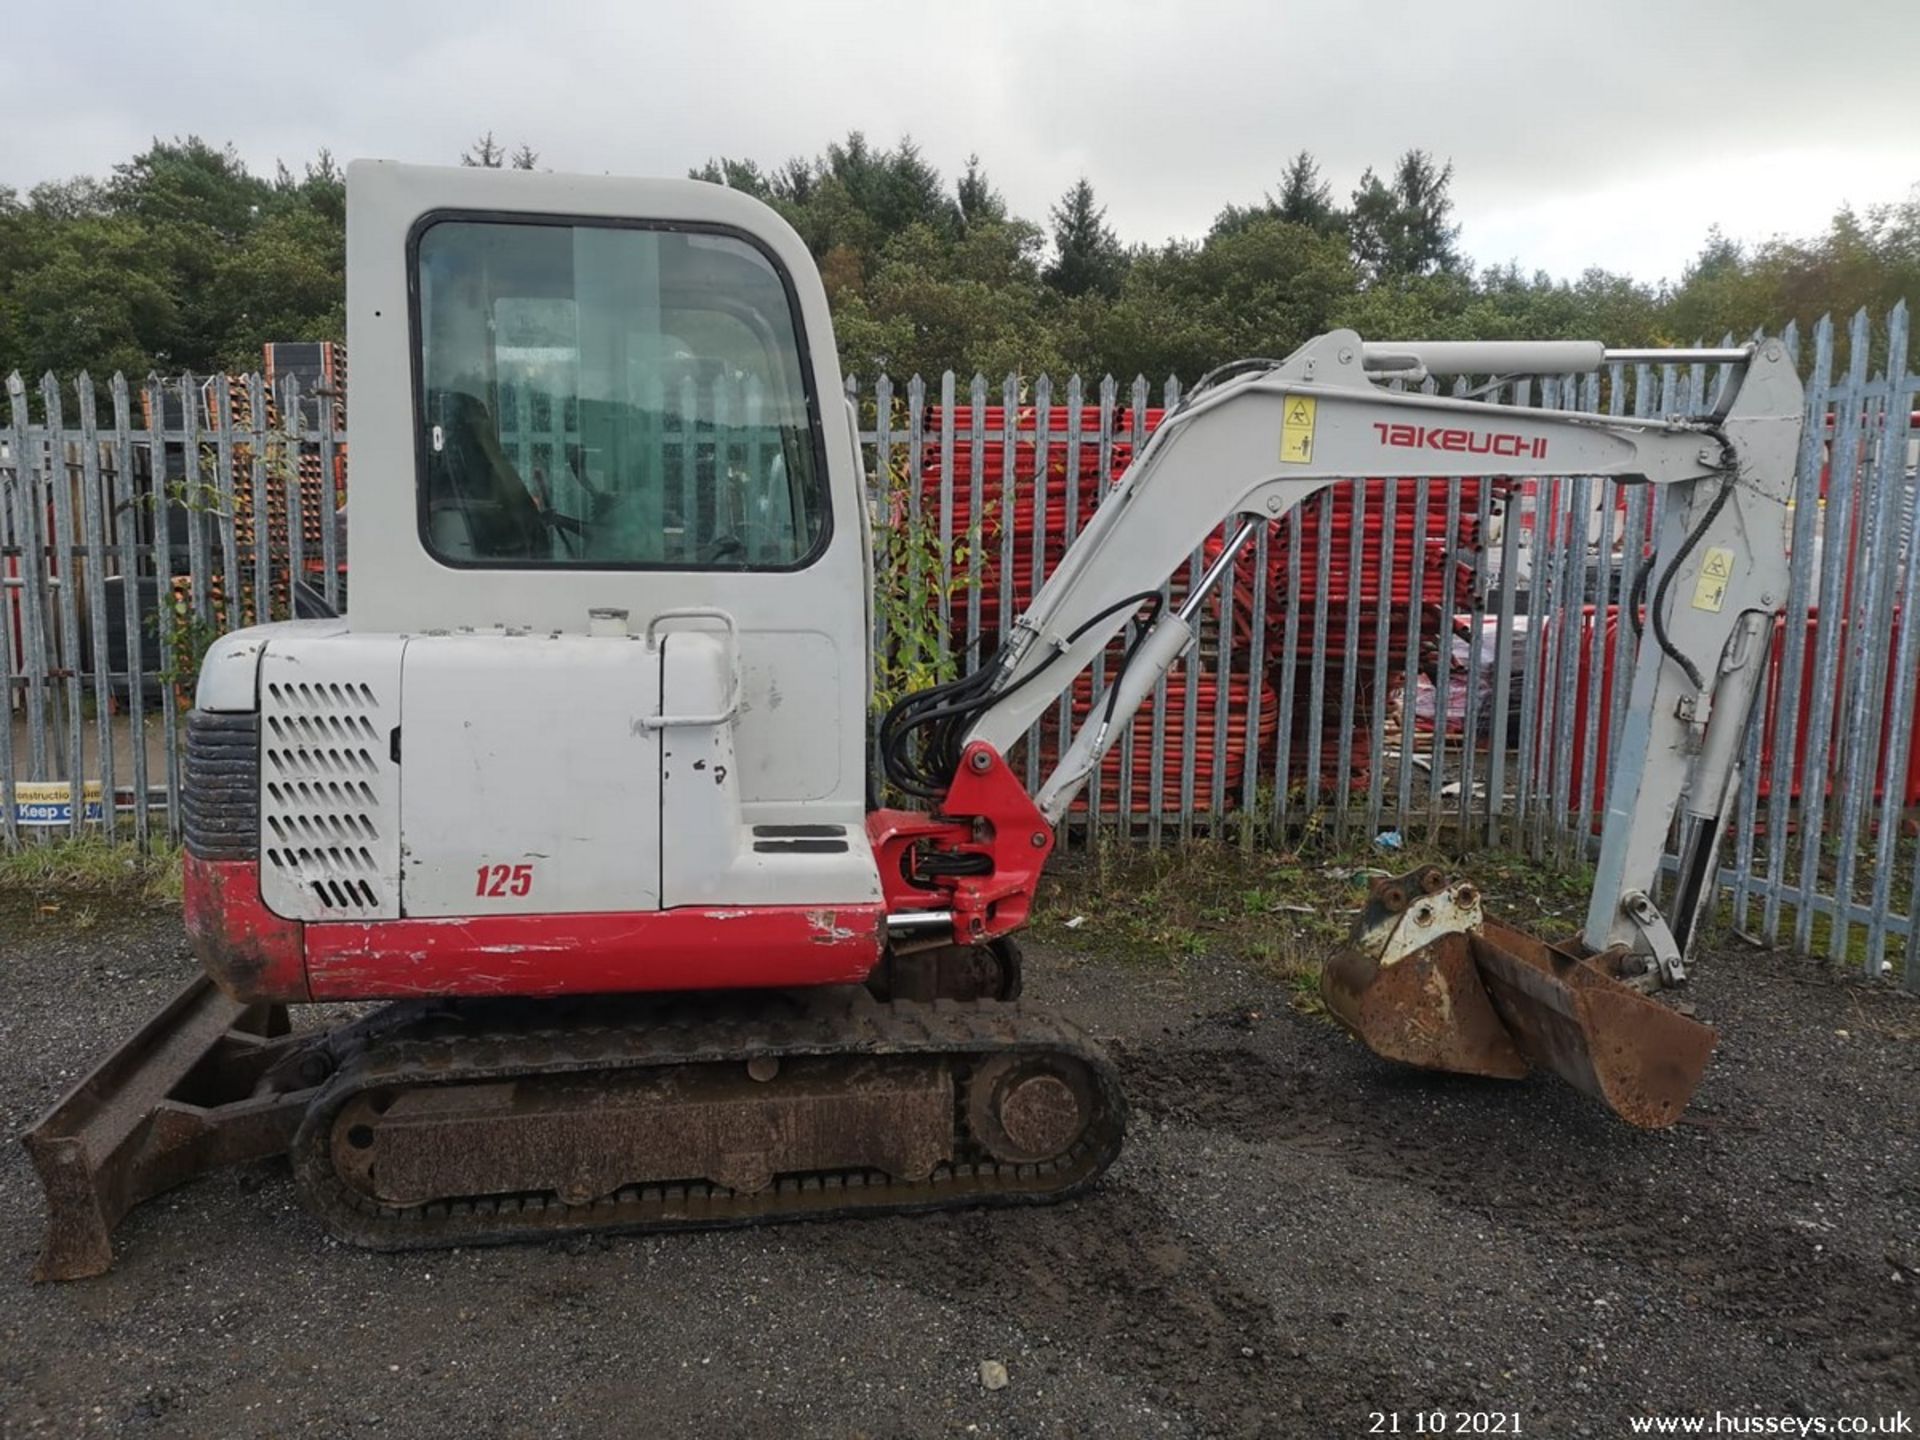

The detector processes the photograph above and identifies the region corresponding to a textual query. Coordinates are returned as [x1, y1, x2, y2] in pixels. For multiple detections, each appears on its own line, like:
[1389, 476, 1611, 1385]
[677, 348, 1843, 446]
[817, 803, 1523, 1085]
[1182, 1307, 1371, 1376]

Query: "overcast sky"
[4, 0, 1916, 285]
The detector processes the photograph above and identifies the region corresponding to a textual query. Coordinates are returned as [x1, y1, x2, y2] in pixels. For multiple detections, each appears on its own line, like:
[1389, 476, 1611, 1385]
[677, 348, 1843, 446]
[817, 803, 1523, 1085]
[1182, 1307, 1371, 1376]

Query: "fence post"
[937, 371, 956, 672]
[999, 375, 1020, 787]
[39, 375, 84, 838]
[1793, 311, 1874, 953]
[1399, 398, 1433, 832]
[77, 376, 115, 841]
[1272, 505, 1302, 843]
[0, 384, 18, 851]
[1092, 376, 1117, 842]
[111, 373, 149, 851]
[904, 374, 926, 696]
[1056, 377, 1083, 841]
[871, 371, 894, 754]
[281, 377, 306, 601]
[1460, 461, 1494, 845]
[1334, 464, 1366, 844]
[1299, 487, 1329, 833]
[180, 371, 210, 625]
[1028, 376, 1052, 803]
[1868, 304, 1918, 977]
[247, 372, 270, 627]
[147, 375, 181, 842]
[213, 380, 242, 621]
[1486, 379, 1531, 849]
[964, 374, 987, 676]
[1835, 304, 1911, 969]
[1577, 368, 1623, 865]
[1428, 382, 1469, 846]
[316, 380, 341, 611]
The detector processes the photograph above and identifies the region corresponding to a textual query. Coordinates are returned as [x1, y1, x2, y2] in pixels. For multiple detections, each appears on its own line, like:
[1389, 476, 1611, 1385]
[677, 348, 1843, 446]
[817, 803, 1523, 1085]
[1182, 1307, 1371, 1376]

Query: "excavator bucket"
[1321, 867, 1717, 1129]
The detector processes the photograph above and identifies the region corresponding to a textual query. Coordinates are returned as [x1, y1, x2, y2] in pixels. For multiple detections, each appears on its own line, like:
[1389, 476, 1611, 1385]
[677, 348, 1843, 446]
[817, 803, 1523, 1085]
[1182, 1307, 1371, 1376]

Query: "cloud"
[2, 0, 1915, 281]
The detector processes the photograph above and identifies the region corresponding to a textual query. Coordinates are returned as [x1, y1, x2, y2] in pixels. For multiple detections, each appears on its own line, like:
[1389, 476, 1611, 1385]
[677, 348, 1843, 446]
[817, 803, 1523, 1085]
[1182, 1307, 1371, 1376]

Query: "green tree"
[210, 203, 345, 367]
[0, 136, 348, 377]
[823, 133, 957, 240]
[1074, 216, 1354, 379]
[1212, 151, 1346, 242]
[0, 211, 176, 376]
[108, 137, 270, 239]
[1666, 196, 1920, 359]
[24, 176, 107, 221]
[461, 132, 506, 168]
[690, 156, 773, 197]
[956, 154, 1005, 230]
[1, 131, 1912, 390]
[1045, 178, 1126, 299]
[1274, 151, 1344, 237]
[1348, 149, 1460, 282]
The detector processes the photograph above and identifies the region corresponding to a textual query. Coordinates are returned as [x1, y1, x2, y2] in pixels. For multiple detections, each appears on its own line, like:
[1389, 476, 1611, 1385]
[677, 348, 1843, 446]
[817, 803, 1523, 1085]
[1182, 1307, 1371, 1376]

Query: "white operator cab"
[197, 160, 880, 924]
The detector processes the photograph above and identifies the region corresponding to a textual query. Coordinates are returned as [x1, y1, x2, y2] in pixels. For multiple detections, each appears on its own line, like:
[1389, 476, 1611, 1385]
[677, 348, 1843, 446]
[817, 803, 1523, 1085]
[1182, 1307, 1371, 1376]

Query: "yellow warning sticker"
[1280, 394, 1317, 464]
[1691, 545, 1735, 612]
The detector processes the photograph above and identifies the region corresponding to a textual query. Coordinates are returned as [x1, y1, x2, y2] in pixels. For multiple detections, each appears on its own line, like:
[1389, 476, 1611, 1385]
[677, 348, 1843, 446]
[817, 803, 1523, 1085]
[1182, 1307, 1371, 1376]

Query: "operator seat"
[424, 389, 548, 559]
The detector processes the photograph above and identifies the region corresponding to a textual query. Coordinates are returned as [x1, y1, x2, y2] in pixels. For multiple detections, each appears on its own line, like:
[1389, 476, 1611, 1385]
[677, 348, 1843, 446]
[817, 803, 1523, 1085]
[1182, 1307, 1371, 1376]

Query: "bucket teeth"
[1320, 867, 1716, 1129]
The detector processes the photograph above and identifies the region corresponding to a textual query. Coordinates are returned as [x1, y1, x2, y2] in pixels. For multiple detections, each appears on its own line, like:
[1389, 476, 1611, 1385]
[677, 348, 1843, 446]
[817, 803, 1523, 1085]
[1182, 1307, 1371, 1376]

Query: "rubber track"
[291, 989, 1126, 1252]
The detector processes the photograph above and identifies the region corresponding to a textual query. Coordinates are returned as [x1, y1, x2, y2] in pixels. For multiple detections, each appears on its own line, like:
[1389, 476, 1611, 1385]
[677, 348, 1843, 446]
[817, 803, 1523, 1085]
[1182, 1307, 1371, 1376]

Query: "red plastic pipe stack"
[915, 405, 1488, 808]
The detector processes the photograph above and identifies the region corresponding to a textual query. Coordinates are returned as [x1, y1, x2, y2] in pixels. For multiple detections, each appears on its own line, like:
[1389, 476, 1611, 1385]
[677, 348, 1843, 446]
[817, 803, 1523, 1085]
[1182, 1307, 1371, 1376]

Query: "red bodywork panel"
[187, 745, 1045, 1004]
[868, 743, 1052, 943]
[184, 854, 310, 1003]
[303, 905, 883, 1000]
[186, 856, 884, 1003]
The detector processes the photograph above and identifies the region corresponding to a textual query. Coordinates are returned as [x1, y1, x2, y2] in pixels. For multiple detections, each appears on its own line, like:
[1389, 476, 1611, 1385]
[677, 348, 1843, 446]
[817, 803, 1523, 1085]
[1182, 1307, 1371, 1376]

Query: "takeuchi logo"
[1372, 422, 1548, 460]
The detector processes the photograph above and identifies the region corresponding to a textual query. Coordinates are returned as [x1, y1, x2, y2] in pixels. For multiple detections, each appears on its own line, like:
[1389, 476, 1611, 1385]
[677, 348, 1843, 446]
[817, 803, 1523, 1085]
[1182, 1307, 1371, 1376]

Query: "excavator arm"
[879, 328, 1803, 1126]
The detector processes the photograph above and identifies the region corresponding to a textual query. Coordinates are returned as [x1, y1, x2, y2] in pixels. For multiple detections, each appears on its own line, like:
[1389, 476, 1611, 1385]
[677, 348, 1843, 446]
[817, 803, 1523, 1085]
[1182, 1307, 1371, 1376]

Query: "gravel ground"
[1, 897, 1916, 1438]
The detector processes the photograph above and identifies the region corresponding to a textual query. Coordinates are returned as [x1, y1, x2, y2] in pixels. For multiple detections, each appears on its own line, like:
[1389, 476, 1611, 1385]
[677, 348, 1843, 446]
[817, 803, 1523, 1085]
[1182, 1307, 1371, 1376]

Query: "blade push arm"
[950, 328, 1803, 969]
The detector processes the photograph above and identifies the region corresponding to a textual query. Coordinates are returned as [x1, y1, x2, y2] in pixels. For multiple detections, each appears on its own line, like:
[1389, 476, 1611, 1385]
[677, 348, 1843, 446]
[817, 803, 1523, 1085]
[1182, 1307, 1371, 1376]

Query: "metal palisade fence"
[1, 366, 344, 854]
[2, 307, 1916, 986]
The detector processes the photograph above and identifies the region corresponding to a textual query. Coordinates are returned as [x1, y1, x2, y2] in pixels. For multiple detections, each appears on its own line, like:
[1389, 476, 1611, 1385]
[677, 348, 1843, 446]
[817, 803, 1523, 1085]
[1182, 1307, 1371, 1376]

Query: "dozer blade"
[20, 975, 319, 1281]
[1321, 866, 1716, 1129]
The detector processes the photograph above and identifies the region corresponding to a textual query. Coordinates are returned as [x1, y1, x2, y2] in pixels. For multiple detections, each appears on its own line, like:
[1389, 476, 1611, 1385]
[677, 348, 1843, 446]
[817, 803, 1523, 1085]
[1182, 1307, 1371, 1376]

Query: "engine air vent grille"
[261, 678, 389, 915]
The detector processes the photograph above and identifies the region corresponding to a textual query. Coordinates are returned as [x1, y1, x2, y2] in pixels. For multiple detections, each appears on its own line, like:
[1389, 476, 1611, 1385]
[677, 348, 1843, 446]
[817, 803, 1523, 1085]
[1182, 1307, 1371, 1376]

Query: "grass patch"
[1029, 831, 1600, 1008]
[1712, 891, 1913, 983]
[0, 836, 183, 912]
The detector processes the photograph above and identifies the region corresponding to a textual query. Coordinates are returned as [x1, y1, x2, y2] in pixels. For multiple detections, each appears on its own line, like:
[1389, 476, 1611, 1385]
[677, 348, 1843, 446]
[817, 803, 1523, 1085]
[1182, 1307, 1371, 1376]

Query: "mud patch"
[827, 1184, 1423, 1437]
[1120, 1038, 1919, 1394]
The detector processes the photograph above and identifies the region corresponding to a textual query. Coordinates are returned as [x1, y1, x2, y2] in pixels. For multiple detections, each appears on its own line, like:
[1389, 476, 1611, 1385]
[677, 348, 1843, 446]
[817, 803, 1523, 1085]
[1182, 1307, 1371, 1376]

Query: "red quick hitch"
[866, 743, 1054, 943]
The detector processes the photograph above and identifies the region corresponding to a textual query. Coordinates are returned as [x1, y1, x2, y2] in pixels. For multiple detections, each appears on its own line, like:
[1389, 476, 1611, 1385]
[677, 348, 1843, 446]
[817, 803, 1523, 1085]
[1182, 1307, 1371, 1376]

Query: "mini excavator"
[23, 162, 1803, 1279]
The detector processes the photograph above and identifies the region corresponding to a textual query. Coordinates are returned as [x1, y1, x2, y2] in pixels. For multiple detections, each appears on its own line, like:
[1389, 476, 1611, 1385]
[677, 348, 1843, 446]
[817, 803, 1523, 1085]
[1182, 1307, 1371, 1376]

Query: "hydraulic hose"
[1647, 475, 1735, 693]
[879, 590, 1165, 800]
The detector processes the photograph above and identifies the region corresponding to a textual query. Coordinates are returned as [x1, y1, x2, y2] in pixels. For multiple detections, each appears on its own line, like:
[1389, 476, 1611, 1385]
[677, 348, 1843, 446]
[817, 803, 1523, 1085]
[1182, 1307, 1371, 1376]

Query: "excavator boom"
[883, 329, 1801, 1125]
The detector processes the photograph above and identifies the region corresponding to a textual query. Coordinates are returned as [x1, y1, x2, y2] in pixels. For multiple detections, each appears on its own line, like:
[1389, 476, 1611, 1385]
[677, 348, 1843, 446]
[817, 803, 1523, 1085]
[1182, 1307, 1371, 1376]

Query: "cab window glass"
[415, 219, 827, 568]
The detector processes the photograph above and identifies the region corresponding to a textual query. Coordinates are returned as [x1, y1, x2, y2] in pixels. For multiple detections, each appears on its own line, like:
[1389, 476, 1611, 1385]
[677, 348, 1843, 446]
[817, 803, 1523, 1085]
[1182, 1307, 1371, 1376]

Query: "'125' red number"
[476, 863, 534, 898]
